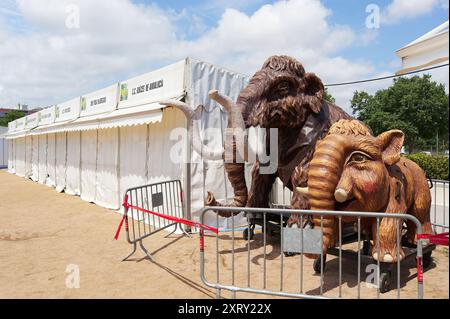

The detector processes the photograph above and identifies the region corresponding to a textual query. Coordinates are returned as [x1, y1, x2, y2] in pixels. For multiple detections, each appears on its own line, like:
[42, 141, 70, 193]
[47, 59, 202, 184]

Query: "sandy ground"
[0, 170, 448, 299]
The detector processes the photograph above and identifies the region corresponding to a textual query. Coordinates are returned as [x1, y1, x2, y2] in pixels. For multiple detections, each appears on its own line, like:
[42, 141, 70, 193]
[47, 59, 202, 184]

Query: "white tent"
[396, 20, 449, 75]
[0, 127, 8, 169]
[5, 58, 249, 229]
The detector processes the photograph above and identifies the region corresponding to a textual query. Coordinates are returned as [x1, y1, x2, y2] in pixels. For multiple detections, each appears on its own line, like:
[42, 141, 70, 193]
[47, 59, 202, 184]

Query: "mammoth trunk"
[307, 134, 348, 252]
[206, 134, 248, 217]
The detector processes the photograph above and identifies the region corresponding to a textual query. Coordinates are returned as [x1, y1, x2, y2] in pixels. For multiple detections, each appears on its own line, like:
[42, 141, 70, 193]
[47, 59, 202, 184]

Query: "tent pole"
[117, 127, 121, 210]
[79, 131, 82, 196]
[64, 132, 68, 191]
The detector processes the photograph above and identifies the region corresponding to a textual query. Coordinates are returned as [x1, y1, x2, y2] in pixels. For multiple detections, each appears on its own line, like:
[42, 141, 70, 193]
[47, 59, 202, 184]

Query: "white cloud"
[176, 0, 371, 113]
[382, 0, 444, 24]
[1, 0, 178, 107]
[359, 29, 379, 46]
[1, 0, 446, 114]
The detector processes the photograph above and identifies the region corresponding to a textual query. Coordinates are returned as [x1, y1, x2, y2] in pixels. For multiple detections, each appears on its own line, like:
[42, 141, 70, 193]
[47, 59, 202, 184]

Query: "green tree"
[324, 88, 336, 103]
[350, 75, 449, 153]
[0, 110, 26, 127]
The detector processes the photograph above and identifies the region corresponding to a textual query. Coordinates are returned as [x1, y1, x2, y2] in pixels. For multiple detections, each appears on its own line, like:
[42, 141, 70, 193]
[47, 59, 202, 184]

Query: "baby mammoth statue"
[298, 119, 433, 263]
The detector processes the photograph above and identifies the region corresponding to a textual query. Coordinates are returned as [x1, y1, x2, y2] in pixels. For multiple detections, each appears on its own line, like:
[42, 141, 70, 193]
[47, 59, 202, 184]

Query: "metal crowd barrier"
[429, 179, 449, 234]
[114, 180, 217, 261]
[200, 206, 436, 299]
[271, 179, 449, 234]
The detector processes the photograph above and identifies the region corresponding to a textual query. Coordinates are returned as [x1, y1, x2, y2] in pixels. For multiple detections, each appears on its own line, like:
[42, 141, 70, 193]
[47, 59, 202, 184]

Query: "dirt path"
[0, 170, 448, 299]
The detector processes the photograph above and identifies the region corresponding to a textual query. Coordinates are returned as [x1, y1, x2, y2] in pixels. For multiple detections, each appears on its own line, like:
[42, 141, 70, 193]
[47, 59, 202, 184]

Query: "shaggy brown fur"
[206, 55, 351, 218]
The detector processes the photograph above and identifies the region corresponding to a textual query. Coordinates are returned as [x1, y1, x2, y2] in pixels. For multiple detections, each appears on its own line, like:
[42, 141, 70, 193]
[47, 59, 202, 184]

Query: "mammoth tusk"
[208, 90, 234, 114]
[209, 90, 249, 162]
[296, 187, 309, 197]
[160, 100, 195, 119]
[159, 99, 224, 160]
[334, 188, 348, 203]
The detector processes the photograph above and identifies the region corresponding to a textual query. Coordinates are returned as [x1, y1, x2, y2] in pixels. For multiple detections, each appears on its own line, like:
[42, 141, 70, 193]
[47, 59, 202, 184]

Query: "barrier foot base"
[164, 223, 192, 238]
[164, 223, 179, 238]
[181, 225, 192, 238]
[139, 240, 154, 261]
[122, 243, 137, 262]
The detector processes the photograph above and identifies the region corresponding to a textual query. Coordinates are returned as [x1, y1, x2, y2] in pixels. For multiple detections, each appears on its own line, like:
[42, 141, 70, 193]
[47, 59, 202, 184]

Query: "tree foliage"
[0, 110, 26, 127]
[324, 87, 336, 103]
[405, 153, 449, 180]
[350, 75, 449, 153]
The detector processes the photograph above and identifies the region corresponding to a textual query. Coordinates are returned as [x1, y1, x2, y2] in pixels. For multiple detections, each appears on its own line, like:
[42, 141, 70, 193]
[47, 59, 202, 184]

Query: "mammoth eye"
[348, 152, 371, 163]
[276, 81, 291, 95]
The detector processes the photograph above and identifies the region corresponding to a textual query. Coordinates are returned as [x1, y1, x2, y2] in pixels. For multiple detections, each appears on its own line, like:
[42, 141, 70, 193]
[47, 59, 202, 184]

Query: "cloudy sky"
[0, 0, 448, 113]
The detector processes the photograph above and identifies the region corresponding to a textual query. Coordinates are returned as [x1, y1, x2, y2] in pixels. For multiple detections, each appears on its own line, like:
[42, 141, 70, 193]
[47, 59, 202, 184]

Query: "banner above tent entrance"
[55, 97, 81, 123]
[25, 112, 39, 130]
[118, 60, 185, 110]
[37, 106, 56, 126]
[81, 84, 119, 117]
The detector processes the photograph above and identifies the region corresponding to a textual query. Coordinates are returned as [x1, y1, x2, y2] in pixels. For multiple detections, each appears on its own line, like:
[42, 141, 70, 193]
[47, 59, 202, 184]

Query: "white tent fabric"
[396, 20, 449, 75]
[119, 125, 148, 202]
[80, 130, 97, 203]
[38, 135, 47, 184]
[187, 59, 249, 228]
[46, 133, 57, 187]
[65, 131, 81, 195]
[55, 132, 67, 193]
[4, 58, 251, 231]
[60, 106, 163, 132]
[147, 107, 184, 184]
[0, 127, 7, 169]
[31, 135, 39, 181]
[25, 135, 32, 178]
[15, 137, 26, 177]
[8, 139, 15, 173]
[95, 128, 119, 209]
[98, 106, 163, 130]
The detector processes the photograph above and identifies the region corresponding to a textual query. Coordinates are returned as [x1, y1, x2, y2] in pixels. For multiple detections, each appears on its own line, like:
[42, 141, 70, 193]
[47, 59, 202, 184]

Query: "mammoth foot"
[372, 244, 405, 263]
[205, 192, 237, 218]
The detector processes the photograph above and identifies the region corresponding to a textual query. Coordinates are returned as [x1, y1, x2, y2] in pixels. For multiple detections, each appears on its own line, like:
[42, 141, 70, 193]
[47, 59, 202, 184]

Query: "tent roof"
[396, 20, 449, 57]
[396, 20, 449, 75]
[401, 20, 448, 50]
[5, 57, 248, 138]
[30, 102, 167, 134]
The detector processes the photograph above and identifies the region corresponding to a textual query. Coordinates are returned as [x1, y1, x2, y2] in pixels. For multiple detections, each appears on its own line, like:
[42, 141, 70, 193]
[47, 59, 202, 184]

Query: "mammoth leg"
[406, 184, 434, 245]
[246, 160, 278, 208]
[288, 160, 311, 227]
[372, 216, 405, 263]
[405, 207, 433, 245]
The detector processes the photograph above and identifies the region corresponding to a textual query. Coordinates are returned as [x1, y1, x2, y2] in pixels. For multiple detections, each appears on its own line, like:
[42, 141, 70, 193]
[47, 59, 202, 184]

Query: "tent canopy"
[396, 20, 449, 75]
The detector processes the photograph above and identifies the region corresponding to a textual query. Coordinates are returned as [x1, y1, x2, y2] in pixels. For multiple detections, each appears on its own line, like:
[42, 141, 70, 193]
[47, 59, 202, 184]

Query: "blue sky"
[0, 0, 448, 112]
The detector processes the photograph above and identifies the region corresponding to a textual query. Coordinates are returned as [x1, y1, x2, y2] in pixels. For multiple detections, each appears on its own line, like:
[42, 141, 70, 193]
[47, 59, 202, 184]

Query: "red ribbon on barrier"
[114, 194, 130, 240]
[114, 215, 126, 241]
[417, 232, 449, 246]
[417, 257, 423, 283]
[114, 195, 218, 240]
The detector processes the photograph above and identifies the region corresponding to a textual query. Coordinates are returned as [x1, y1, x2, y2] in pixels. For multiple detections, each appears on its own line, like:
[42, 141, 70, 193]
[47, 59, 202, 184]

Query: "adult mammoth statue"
[162, 55, 351, 219]
[301, 119, 433, 262]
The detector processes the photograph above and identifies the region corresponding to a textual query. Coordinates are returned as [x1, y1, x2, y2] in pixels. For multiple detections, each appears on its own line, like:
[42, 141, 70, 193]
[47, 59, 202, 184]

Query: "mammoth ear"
[376, 130, 404, 166]
[302, 72, 324, 114]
